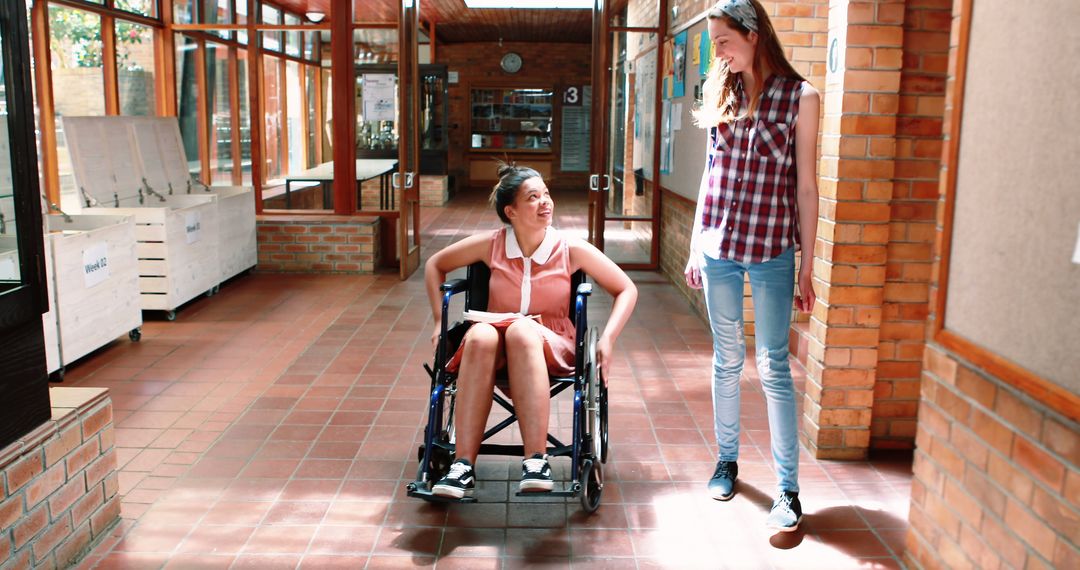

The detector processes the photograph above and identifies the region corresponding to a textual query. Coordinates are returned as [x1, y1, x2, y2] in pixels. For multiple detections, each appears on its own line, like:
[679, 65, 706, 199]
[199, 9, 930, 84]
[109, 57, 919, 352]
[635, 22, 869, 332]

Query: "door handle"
[392, 172, 401, 189]
[589, 174, 599, 192]
[405, 172, 415, 189]
[601, 174, 611, 192]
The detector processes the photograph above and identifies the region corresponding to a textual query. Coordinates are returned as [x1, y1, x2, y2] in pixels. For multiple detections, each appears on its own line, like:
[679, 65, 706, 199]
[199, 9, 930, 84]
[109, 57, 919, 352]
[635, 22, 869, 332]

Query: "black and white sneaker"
[432, 458, 475, 499]
[519, 453, 554, 492]
[766, 491, 803, 532]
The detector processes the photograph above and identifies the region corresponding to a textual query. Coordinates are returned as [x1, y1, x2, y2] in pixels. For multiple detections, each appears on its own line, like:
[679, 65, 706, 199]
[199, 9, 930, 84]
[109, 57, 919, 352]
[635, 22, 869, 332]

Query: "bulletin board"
[659, 18, 710, 200]
[938, 0, 1080, 416]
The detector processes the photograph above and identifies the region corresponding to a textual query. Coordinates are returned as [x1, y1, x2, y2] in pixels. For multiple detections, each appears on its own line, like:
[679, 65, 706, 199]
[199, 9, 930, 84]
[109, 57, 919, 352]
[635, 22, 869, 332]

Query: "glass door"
[397, 0, 420, 279]
[0, 0, 51, 449]
[589, 0, 662, 268]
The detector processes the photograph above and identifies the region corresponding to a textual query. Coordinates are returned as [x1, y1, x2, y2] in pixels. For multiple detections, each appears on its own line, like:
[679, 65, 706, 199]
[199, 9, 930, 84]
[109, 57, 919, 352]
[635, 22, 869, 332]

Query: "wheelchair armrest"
[441, 278, 469, 293]
[576, 283, 593, 296]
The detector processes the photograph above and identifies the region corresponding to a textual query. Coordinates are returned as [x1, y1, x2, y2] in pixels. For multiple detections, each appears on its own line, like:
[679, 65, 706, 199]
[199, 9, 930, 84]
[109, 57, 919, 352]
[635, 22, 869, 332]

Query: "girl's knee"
[505, 320, 543, 351]
[463, 323, 500, 353]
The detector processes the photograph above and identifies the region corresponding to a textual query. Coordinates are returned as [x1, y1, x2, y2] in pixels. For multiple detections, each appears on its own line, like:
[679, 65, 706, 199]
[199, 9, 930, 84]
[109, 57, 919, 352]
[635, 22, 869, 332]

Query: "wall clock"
[500, 52, 523, 74]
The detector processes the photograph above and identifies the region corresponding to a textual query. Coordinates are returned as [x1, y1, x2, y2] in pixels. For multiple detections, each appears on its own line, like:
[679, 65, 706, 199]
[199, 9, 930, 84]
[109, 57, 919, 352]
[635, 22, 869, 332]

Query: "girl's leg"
[503, 319, 551, 457]
[746, 248, 799, 494]
[700, 254, 748, 461]
[453, 323, 502, 463]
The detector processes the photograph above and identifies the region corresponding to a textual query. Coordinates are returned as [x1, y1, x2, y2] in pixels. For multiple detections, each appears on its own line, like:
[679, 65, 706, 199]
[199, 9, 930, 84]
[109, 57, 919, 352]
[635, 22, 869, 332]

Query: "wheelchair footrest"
[515, 483, 582, 499]
[406, 483, 479, 504]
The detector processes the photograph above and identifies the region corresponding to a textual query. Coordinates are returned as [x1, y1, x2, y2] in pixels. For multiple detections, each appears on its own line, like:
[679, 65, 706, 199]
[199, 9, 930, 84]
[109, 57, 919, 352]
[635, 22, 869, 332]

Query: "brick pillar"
[802, 0, 905, 459]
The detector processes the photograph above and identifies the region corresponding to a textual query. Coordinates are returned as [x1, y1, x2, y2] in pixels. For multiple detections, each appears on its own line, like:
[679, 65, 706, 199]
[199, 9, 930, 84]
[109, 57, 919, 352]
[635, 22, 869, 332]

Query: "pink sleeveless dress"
[446, 227, 576, 377]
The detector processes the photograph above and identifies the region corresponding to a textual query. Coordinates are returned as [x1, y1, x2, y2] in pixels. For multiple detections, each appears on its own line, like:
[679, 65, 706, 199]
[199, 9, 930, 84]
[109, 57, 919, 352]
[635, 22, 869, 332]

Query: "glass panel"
[0, 26, 19, 284]
[261, 5, 281, 52]
[49, 5, 104, 205]
[285, 60, 302, 174]
[304, 31, 317, 61]
[354, 28, 397, 64]
[262, 55, 283, 181]
[626, 0, 659, 28]
[603, 220, 651, 264]
[626, 32, 656, 182]
[237, 48, 251, 184]
[204, 0, 232, 40]
[421, 70, 445, 152]
[174, 0, 195, 24]
[305, 66, 316, 168]
[356, 71, 398, 154]
[175, 34, 201, 179]
[236, 0, 248, 44]
[206, 42, 232, 184]
[284, 13, 301, 57]
[117, 21, 156, 116]
[470, 88, 553, 151]
[115, 0, 155, 17]
[321, 67, 331, 157]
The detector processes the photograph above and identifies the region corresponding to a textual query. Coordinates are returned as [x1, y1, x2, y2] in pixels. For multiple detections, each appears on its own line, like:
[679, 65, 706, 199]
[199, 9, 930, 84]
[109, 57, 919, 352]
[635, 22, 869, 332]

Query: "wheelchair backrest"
[465, 261, 587, 326]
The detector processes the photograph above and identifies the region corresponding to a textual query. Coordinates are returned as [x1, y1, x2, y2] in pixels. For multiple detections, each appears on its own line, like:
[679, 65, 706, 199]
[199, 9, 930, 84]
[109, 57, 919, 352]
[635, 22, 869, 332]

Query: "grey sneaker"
[766, 491, 803, 532]
[707, 460, 738, 500]
[432, 458, 475, 499]
[519, 453, 554, 492]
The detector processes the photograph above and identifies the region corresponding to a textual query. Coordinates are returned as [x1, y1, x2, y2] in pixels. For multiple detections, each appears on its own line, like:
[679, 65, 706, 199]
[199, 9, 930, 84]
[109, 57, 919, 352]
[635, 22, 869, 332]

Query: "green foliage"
[48, 7, 148, 70]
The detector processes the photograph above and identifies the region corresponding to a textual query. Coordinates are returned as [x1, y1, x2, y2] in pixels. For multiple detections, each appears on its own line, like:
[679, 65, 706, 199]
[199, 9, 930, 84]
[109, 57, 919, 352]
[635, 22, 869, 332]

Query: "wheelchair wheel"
[579, 458, 603, 513]
[585, 328, 603, 462]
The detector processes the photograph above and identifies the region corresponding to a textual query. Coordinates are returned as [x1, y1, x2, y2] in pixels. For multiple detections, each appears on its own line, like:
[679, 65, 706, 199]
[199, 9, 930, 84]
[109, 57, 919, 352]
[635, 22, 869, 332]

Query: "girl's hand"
[596, 334, 614, 386]
[684, 256, 703, 289]
[795, 266, 816, 313]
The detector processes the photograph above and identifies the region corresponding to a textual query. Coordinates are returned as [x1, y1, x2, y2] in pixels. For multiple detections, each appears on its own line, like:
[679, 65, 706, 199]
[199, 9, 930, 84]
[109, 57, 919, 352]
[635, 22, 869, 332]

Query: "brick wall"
[907, 346, 1080, 569]
[0, 388, 118, 570]
[872, 0, 950, 450]
[435, 42, 591, 191]
[256, 215, 381, 273]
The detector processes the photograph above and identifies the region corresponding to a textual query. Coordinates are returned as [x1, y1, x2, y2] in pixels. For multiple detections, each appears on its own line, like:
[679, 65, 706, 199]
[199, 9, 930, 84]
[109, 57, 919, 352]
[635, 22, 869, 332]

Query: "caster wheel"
[129, 328, 142, 342]
[165, 310, 176, 321]
[579, 458, 603, 513]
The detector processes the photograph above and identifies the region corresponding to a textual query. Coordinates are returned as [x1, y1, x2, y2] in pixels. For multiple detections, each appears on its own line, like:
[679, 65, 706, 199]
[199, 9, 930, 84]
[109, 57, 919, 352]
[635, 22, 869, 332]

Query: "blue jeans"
[700, 247, 799, 493]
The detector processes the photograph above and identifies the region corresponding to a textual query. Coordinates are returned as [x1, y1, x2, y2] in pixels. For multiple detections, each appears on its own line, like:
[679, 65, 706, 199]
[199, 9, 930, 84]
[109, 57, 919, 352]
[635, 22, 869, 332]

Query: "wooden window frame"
[933, 0, 1080, 423]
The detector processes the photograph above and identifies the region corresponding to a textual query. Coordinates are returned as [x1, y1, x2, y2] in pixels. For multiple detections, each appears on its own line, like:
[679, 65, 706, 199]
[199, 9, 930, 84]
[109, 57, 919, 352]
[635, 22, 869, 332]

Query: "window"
[285, 60, 302, 174]
[49, 5, 105, 201]
[175, 34, 201, 179]
[115, 0, 156, 18]
[116, 21, 156, 116]
[206, 41, 232, 183]
[237, 48, 251, 183]
[262, 55, 282, 180]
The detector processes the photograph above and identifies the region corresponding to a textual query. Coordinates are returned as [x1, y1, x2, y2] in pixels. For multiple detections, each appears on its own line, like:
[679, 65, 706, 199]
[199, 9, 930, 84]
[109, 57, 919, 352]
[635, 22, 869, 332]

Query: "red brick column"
[802, 0, 905, 459]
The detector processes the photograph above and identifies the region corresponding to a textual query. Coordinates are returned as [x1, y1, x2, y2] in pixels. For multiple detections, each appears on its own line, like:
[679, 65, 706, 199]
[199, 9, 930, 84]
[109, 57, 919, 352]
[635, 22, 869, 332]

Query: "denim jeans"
[700, 247, 799, 493]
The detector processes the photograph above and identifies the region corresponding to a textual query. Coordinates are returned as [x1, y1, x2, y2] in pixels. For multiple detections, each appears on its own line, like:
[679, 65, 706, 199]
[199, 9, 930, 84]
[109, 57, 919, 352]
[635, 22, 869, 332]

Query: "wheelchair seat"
[407, 261, 609, 512]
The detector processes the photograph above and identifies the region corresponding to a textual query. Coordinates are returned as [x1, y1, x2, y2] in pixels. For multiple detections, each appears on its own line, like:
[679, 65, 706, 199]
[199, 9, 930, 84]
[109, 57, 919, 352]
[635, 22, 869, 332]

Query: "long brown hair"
[691, 0, 805, 128]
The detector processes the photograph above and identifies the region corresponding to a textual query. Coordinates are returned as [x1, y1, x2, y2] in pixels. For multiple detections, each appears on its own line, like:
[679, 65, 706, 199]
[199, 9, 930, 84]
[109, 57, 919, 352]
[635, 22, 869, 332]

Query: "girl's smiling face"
[709, 17, 758, 74]
[505, 177, 554, 229]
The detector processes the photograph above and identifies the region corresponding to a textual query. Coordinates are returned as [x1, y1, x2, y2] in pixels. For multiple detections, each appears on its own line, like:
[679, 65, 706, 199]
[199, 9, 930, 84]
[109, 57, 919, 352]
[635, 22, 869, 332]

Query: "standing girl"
[686, 0, 819, 532]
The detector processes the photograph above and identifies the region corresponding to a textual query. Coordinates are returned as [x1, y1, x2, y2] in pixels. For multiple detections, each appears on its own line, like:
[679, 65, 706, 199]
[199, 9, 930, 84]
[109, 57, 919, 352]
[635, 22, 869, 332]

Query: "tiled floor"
[65, 189, 913, 569]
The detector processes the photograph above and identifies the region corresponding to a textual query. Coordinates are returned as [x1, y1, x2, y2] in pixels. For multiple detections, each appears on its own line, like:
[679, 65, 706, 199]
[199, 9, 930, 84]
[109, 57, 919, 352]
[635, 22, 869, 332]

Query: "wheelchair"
[407, 262, 610, 512]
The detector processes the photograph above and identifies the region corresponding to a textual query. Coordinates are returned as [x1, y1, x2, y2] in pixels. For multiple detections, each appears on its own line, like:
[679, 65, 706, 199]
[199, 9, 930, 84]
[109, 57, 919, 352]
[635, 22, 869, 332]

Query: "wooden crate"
[63, 117, 222, 315]
[44, 214, 142, 371]
[130, 117, 256, 283]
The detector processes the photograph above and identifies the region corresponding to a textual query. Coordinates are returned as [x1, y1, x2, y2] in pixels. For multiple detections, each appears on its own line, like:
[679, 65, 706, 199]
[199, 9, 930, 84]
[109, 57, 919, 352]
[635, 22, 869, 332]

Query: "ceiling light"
[305, 11, 326, 23]
[464, 0, 592, 9]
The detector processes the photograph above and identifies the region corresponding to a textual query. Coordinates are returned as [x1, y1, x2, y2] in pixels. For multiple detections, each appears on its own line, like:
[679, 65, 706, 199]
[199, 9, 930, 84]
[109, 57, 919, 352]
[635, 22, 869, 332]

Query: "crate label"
[185, 212, 202, 244]
[82, 242, 110, 288]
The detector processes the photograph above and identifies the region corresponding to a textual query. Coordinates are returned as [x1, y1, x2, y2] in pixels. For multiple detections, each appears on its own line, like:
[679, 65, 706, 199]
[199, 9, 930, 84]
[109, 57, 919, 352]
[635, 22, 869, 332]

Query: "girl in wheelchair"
[423, 162, 637, 499]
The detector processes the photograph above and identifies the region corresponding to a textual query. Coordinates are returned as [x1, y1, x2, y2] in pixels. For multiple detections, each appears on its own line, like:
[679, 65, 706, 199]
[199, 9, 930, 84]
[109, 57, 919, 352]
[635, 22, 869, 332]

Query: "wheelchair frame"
[407, 262, 609, 512]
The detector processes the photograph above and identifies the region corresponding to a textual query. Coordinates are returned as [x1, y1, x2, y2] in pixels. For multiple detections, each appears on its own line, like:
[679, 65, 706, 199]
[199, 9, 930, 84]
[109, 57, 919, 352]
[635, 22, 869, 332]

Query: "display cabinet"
[470, 87, 553, 152]
[355, 64, 449, 175]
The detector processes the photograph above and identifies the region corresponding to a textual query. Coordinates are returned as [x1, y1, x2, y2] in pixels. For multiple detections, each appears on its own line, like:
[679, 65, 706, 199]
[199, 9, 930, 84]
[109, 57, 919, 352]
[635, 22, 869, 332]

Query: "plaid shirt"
[700, 74, 803, 264]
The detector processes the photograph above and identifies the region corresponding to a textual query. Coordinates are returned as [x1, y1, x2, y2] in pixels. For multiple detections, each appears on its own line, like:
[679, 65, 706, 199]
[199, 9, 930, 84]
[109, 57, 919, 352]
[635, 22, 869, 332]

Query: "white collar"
[505, 226, 557, 265]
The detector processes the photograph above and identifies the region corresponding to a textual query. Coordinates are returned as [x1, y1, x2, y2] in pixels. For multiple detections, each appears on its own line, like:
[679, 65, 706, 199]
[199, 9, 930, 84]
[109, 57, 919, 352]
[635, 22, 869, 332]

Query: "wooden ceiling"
[266, 1, 633, 44]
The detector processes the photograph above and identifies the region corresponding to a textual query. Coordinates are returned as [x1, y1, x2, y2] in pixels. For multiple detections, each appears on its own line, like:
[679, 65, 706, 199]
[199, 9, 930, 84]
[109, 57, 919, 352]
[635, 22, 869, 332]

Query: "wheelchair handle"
[576, 283, 593, 296]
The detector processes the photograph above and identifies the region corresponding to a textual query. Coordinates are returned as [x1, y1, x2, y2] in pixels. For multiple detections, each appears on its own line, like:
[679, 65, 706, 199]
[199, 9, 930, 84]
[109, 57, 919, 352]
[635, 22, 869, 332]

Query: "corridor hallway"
[67, 189, 912, 569]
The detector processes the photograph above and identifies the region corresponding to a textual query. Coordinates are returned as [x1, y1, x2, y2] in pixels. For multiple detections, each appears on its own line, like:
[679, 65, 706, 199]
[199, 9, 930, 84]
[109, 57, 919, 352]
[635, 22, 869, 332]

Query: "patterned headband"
[715, 0, 759, 32]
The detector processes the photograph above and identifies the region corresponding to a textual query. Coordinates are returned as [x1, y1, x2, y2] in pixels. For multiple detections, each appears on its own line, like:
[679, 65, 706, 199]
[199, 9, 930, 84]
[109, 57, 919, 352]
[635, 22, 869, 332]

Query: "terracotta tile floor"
[66, 189, 913, 569]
